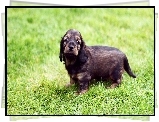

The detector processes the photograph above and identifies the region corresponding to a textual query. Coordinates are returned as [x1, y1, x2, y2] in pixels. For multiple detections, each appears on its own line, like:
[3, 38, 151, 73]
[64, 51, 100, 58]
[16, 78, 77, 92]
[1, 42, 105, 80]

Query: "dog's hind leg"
[108, 78, 122, 89]
[107, 67, 123, 89]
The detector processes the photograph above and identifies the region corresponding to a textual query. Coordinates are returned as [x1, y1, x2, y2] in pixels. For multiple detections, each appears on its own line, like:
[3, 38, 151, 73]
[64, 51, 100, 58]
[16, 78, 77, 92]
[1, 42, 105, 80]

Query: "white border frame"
[0, 0, 158, 121]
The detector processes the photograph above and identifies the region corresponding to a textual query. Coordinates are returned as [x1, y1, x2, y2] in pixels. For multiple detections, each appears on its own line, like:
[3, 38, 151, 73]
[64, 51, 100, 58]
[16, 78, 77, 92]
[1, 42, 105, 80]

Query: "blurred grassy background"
[7, 7, 154, 116]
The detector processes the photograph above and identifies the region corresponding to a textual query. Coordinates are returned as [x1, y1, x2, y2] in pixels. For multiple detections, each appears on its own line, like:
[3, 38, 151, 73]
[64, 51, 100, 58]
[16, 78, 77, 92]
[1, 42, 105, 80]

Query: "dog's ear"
[78, 36, 88, 64]
[77, 32, 88, 63]
[78, 46, 88, 64]
[79, 32, 85, 49]
[59, 36, 65, 62]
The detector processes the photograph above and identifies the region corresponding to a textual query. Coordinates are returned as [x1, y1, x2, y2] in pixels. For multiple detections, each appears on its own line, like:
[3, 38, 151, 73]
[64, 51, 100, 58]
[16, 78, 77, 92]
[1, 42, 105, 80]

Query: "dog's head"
[59, 29, 87, 64]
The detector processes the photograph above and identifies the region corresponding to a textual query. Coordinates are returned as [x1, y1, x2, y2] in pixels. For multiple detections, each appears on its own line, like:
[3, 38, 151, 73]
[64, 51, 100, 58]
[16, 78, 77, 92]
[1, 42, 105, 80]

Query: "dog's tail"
[124, 57, 136, 78]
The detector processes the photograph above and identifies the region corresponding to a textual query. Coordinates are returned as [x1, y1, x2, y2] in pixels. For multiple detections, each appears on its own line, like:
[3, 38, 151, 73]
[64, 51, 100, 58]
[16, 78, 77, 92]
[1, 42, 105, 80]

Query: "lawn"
[7, 7, 154, 115]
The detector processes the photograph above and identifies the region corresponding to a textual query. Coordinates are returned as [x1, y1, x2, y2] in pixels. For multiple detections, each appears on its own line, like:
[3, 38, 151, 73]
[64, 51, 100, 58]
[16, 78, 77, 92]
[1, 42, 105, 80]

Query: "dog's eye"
[64, 38, 68, 41]
[64, 36, 69, 41]
[77, 40, 80, 44]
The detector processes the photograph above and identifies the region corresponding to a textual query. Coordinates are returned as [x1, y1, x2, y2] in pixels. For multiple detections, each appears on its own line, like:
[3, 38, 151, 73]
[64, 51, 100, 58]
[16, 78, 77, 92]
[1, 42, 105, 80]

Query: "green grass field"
[7, 8, 154, 115]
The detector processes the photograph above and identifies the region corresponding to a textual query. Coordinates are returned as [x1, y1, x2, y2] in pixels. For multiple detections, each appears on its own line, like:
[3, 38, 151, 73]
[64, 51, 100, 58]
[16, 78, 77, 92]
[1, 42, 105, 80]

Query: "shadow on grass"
[90, 79, 113, 89]
[57, 79, 114, 93]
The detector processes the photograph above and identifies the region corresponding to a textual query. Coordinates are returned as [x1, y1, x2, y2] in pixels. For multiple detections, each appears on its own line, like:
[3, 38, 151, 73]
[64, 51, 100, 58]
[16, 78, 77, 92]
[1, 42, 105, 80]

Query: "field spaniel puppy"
[59, 29, 136, 95]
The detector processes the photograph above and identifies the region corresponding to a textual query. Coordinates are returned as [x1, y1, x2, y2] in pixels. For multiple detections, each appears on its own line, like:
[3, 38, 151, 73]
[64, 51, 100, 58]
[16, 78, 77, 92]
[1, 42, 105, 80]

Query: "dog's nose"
[69, 45, 74, 51]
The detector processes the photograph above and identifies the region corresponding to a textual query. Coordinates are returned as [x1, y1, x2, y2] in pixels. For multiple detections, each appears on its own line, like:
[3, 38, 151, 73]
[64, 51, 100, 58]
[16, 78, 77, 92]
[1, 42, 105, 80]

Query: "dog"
[59, 29, 136, 95]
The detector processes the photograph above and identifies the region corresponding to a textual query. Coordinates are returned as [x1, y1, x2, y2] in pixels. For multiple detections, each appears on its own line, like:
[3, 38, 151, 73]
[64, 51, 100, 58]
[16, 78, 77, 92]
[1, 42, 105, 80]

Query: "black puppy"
[59, 29, 136, 95]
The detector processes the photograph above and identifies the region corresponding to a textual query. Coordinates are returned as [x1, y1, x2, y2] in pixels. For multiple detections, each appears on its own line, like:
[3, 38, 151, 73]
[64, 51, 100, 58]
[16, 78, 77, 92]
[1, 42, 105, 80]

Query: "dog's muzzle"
[68, 41, 76, 51]
[64, 41, 79, 57]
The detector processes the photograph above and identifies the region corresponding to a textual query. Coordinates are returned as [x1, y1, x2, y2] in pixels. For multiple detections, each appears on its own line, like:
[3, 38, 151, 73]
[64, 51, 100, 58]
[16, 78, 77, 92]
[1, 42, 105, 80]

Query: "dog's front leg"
[65, 76, 75, 87]
[76, 73, 91, 95]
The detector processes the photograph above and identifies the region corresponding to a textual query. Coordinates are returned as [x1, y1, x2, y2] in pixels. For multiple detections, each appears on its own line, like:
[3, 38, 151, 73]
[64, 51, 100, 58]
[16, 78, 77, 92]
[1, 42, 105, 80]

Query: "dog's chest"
[65, 63, 87, 76]
[66, 64, 79, 75]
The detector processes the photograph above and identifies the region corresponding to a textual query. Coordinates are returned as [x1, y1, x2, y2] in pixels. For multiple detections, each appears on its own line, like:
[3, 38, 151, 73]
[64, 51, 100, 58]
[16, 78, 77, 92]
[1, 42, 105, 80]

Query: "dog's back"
[86, 46, 136, 79]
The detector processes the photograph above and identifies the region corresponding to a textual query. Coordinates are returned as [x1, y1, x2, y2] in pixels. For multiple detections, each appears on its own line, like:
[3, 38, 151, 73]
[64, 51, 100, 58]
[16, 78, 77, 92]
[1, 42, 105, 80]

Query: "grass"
[7, 8, 154, 115]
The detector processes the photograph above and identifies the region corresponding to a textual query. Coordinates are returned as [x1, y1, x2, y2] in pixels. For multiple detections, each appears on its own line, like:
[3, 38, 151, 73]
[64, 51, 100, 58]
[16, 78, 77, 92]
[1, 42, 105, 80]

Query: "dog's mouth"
[64, 48, 79, 56]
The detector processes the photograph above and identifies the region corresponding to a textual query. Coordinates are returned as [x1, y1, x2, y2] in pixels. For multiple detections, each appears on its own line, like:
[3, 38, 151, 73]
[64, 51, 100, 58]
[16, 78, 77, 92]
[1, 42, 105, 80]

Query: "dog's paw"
[75, 89, 88, 95]
[106, 83, 119, 89]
